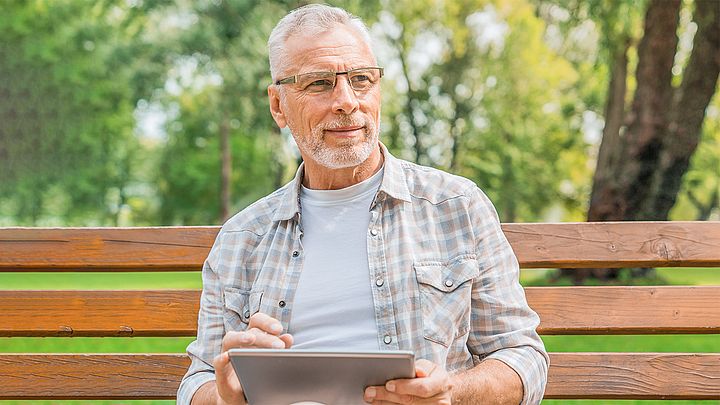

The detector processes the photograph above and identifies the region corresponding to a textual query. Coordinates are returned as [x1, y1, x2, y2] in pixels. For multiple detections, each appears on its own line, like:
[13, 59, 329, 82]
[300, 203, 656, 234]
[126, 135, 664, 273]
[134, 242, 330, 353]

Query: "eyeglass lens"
[297, 68, 381, 93]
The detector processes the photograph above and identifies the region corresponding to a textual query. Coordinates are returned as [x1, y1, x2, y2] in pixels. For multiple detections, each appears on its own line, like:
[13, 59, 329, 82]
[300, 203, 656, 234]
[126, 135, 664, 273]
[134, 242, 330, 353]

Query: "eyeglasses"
[274, 67, 384, 94]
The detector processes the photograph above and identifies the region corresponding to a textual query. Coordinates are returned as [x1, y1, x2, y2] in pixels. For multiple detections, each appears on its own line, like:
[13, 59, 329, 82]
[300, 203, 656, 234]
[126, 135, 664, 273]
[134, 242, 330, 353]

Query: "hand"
[213, 313, 294, 405]
[364, 359, 453, 404]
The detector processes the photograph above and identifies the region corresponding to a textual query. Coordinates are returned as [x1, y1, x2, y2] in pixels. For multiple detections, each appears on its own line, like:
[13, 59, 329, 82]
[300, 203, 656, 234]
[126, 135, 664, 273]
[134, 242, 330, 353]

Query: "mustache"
[318, 116, 368, 130]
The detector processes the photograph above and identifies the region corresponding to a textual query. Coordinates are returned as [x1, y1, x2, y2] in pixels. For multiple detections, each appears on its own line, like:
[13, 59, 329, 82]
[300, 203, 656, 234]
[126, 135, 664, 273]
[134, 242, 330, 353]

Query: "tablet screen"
[228, 349, 415, 405]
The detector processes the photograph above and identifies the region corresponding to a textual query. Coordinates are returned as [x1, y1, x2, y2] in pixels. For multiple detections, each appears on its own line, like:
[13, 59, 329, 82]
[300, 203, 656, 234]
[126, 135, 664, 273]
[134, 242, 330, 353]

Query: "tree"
[0, 0, 167, 225]
[153, 0, 384, 225]
[377, 0, 589, 222]
[588, 0, 719, 223]
[539, 0, 720, 283]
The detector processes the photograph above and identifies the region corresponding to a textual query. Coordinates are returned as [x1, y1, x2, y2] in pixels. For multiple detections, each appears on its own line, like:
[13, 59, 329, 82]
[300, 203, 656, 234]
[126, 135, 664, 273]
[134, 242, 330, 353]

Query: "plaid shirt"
[178, 145, 548, 404]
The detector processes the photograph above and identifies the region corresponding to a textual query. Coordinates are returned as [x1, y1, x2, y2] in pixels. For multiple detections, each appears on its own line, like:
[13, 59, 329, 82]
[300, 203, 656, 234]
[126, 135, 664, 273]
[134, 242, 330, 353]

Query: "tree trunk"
[587, 40, 630, 222]
[562, 39, 631, 283]
[572, 0, 720, 284]
[395, 29, 424, 164]
[649, 0, 720, 219]
[588, 0, 681, 222]
[219, 115, 231, 223]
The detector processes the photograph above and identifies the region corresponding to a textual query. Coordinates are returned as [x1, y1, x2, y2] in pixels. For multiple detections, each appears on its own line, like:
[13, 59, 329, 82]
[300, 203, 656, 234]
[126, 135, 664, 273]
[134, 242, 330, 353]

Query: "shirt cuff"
[177, 370, 216, 405]
[486, 346, 549, 405]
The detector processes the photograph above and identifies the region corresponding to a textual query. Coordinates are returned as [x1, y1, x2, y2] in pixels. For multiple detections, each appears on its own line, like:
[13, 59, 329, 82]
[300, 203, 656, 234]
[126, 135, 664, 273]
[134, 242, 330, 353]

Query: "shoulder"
[219, 182, 292, 237]
[396, 159, 479, 205]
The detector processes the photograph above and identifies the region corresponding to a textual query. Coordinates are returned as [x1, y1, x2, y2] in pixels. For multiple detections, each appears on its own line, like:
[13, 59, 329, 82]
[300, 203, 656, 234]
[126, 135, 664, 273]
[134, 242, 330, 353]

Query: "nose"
[331, 75, 359, 115]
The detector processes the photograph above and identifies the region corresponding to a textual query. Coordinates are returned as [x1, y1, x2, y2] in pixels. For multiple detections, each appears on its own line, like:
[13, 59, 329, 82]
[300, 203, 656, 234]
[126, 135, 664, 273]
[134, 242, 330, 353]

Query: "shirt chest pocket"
[414, 257, 479, 347]
[223, 287, 263, 332]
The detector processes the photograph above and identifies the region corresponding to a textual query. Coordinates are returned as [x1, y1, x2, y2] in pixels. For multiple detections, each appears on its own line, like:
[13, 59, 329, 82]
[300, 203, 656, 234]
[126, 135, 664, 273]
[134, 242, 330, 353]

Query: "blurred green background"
[1, 0, 718, 227]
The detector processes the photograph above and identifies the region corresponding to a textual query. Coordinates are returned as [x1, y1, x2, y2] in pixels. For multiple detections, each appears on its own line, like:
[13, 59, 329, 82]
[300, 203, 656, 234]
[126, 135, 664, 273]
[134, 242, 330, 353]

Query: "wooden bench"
[1, 222, 718, 400]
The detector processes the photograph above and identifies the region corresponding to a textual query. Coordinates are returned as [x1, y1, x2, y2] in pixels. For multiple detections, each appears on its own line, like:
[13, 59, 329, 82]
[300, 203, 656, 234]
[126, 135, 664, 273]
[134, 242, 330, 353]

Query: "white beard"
[292, 116, 379, 169]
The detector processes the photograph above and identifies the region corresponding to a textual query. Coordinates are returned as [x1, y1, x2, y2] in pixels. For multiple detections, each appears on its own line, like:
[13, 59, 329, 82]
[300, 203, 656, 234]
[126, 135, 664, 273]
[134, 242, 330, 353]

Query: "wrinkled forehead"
[281, 24, 377, 75]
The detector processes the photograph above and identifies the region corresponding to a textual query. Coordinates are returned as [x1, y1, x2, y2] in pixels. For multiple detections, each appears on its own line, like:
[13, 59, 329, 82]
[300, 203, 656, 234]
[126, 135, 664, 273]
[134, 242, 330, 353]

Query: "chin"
[313, 144, 373, 169]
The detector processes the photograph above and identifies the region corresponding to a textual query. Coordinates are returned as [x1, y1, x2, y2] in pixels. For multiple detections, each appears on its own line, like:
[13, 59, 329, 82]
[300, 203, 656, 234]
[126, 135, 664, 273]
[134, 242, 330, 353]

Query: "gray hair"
[268, 4, 374, 80]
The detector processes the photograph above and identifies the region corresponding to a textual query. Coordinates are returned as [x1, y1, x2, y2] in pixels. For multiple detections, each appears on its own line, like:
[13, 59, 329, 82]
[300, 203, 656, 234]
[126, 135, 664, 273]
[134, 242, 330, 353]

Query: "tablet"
[228, 349, 415, 405]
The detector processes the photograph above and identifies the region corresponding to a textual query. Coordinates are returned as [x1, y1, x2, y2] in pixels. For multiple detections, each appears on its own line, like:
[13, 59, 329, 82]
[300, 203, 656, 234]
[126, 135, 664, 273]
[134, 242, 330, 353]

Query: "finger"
[390, 376, 447, 399]
[279, 333, 294, 348]
[247, 312, 284, 335]
[246, 328, 287, 348]
[364, 386, 412, 404]
[212, 351, 241, 392]
[221, 330, 256, 351]
[414, 359, 437, 378]
[389, 361, 450, 398]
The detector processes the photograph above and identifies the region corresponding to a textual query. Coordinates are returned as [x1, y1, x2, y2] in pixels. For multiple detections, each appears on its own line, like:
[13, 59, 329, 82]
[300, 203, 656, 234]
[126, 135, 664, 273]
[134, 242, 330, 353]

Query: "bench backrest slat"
[504, 221, 720, 268]
[2, 287, 718, 337]
[1, 353, 718, 399]
[0, 290, 199, 337]
[0, 354, 189, 399]
[2, 222, 719, 270]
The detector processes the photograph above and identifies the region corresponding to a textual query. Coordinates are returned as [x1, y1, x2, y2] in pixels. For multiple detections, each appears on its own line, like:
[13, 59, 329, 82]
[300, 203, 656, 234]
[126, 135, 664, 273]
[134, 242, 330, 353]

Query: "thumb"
[414, 359, 437, 378]
[214, 351, 239, 385]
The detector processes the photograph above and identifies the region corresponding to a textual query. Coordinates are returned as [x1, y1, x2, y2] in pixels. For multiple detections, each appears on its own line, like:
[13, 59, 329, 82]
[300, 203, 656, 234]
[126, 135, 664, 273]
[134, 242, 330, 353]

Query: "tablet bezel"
[228, 349, 415, 405]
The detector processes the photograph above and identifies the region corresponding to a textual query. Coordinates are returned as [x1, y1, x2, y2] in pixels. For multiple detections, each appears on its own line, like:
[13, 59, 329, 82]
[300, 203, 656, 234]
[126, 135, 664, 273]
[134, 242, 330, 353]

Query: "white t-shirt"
[289, 168, 384, 350]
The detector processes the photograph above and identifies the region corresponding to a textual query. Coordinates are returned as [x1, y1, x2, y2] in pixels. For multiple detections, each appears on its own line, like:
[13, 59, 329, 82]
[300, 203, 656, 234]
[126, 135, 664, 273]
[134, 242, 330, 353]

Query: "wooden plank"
[504, 221, 720, 268]
[1, 222, 719, 271]
[1, 287, 719, 337]
[0, 353, 718, 399]
[546, 353, 720, 399]
[530, 286, 720, 335]
[0, 354, 189, 399]
[0, 290, 200, 337]
[0, 227, 218, 271]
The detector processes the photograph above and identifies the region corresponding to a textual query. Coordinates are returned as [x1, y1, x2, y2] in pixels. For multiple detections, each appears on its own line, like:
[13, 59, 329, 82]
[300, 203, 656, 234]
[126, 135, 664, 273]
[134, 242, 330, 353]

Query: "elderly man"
[178, 4, 548, 405]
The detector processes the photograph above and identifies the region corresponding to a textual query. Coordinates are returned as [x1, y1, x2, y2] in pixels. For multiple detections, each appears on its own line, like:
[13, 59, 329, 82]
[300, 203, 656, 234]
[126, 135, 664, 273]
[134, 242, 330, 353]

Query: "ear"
[268, 85, 287, 129]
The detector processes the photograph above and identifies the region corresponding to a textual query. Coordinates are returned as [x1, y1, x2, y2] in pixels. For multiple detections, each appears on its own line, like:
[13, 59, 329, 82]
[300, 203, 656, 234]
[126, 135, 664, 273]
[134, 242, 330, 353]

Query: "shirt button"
[370, 229, 379, 236]
[292, 251, 300, 258]
[444, 279, 454, 288]
[278, 300, 286, 308]
[383, 335, 392, 345]
[243, 310, 250, 319]
[375, 278, 384, 287]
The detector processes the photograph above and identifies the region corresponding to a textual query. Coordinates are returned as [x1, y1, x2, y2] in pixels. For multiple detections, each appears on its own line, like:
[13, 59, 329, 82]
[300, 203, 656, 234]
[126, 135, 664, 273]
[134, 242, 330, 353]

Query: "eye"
[304, 79, 334, 92]
[309, 79, 333, 87]
[351, 74, 371, 83]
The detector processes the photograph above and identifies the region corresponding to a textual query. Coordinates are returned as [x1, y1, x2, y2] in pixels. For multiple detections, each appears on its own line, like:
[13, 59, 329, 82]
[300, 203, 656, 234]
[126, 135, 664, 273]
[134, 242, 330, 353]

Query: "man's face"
[268, 25, 381, 170]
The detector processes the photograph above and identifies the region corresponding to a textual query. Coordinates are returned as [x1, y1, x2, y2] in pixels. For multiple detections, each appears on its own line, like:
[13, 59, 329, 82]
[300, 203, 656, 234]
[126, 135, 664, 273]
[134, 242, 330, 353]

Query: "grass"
[0, 271, 201, 290]
[1, 268, 718, 404]
[520, 267, 720, 286]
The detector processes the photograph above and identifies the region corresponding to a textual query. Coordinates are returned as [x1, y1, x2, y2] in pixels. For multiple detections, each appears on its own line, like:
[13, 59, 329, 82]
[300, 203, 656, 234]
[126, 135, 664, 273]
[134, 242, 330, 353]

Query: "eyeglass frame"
[273, 66, 384, 93]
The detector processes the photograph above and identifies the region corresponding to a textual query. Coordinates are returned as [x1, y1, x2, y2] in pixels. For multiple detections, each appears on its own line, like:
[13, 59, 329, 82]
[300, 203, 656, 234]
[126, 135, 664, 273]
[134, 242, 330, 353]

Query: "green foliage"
[0, 0, 716, 226]
[0, 0, 167, 225]
[151, 1, 296, 225]
[377, 0, 589, 221]
[671, 92, 720, 220]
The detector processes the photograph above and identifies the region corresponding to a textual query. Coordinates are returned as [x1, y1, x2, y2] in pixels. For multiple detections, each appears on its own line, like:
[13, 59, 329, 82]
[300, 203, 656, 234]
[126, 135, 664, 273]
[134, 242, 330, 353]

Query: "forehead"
[282, 24, 376, 74]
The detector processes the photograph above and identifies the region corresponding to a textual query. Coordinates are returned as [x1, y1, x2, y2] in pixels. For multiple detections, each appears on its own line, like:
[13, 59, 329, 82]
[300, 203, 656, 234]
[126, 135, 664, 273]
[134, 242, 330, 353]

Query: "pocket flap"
[414, 256, 479, 292]
[223, 287, 262, 323]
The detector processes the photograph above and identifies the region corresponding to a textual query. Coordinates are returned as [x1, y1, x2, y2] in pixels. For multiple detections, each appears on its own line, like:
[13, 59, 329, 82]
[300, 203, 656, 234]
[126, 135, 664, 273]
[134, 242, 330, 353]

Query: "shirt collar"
[376, 143, 412, 203]
[272, 162, 304, 222]
[272, 142, 412, 222]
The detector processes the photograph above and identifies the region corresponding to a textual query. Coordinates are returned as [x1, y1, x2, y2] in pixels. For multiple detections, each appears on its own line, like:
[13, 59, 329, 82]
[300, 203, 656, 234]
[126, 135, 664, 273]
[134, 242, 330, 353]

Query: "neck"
[302, 145, 383, 190]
